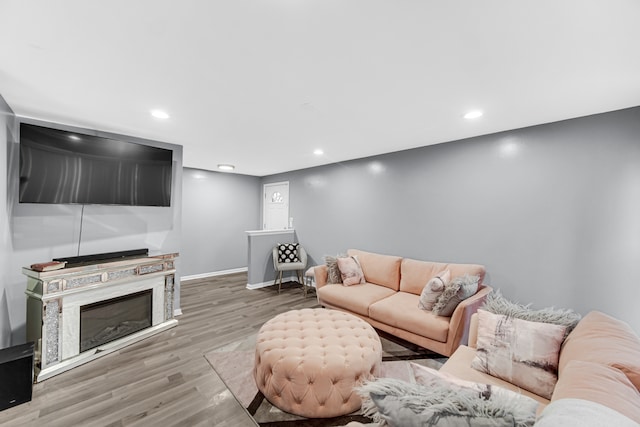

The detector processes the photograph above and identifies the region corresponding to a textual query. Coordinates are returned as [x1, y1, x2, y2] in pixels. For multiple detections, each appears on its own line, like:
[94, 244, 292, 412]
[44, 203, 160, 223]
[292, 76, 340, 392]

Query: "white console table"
[23, 253, 179, 382]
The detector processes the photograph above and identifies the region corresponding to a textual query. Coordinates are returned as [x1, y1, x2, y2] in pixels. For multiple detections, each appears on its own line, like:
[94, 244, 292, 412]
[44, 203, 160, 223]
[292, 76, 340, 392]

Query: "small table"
[303, 267, 316, 298]
[253, 308, 382, 418]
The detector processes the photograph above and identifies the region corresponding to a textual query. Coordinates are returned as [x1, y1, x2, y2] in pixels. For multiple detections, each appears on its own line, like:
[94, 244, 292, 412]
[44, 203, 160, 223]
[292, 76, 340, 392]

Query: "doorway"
[263, 181, 289, 230]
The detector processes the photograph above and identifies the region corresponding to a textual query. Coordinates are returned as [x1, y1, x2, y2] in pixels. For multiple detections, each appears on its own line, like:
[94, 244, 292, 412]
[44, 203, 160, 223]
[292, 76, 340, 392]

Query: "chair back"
[272, 244, 307, 270]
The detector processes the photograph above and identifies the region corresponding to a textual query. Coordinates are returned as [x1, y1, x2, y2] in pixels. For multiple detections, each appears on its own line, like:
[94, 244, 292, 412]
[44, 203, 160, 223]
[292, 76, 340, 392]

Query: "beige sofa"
[440, 310, 640, 425]
[314, 249, 491, 357]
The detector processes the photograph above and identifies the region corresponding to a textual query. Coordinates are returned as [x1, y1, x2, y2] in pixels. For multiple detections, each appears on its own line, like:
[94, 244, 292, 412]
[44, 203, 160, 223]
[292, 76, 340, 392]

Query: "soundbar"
[53, 248, 149, 267]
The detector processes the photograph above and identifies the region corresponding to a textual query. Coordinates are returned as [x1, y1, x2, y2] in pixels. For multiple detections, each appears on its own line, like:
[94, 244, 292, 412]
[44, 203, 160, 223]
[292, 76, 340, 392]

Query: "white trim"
[245, 229, 294, 236]
[246, 276, 297, 290]
[181, 267, 248, 282]
[173, 308, 183, 316]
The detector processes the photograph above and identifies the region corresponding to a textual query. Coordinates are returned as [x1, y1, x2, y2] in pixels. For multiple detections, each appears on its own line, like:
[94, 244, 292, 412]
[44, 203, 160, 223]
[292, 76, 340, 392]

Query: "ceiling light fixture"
[151, 109, 170, 119]
[217, 164, 235, 171]
[313, 149, 324, 156]
[464, 110, 483, 119]
[68, 135, 81, 141]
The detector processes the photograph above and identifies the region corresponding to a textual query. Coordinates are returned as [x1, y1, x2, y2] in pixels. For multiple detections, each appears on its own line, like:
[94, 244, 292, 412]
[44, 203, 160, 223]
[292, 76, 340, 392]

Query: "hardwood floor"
[0, 274, 319, 427]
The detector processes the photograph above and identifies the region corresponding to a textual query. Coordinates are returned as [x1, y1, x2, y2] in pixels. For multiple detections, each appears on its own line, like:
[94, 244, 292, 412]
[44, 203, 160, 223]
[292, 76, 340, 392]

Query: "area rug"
[204, 330, 447, 426]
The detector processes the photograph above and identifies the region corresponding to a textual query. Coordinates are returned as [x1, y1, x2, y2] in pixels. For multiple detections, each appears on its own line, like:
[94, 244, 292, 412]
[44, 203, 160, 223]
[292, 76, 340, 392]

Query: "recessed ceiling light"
[68, 135, 81, 141]
[217, 164, 235, 171]
[464, 110, 483, 119]
[151, 109, 170, 119]
[313, 149, 324, 156]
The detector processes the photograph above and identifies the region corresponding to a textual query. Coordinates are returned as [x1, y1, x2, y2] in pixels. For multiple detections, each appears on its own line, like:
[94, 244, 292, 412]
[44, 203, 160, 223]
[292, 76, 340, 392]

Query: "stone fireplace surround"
[24, 253, 179, 382]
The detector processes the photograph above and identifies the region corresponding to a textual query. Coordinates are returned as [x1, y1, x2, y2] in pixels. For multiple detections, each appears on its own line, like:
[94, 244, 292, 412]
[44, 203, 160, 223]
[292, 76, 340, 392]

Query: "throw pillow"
[356, 376, 536, 427]
[432, 274, 480, 317]
[471, 309, 567, 399]
[337, 256, 365, 286]
[482, 290, 581, 334]
[277, 243, 299, 263]
[323, 254, 345, 284]
[409, 362, 539, 415]
[418, 269, 451, 311]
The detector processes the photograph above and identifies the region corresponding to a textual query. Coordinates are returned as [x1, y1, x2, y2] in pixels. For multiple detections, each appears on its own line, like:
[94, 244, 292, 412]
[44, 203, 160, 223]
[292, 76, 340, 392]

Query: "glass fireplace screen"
[80, 289, 152, 353]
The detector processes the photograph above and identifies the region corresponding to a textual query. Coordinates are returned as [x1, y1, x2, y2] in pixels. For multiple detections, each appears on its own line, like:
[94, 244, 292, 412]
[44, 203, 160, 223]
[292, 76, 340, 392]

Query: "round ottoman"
[253, 308, 382, 418]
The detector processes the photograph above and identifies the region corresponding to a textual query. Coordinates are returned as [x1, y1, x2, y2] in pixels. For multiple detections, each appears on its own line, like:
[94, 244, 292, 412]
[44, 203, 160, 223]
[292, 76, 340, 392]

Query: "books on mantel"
[30, 261, 67, 272]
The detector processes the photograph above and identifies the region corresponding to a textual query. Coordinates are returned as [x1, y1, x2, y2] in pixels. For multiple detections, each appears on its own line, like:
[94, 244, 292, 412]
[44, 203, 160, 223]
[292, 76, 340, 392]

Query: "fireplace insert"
[80, 289, 152, 353]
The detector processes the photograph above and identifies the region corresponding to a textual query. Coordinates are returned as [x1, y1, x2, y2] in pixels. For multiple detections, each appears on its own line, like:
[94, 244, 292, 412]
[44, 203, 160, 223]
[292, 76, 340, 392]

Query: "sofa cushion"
[399, 258, 486, 295]
[432, 274, 479, 316]
[337, 256, 365, 286]
[535, 398, 639, 427]
[418, 269, 450, 311]
[318, 283, 396, 317]
[551, 360, 640, 424]
[277, 243, 300, 262]
[482, 290, 581, 334]
[369, 292, 450, 343]
[409, 363, 539, 417]
[440, 345, 550, 406]
[323, 254, 345, 284]
[471, 310, 566, 399]
[357, 376, 536, 427]
[559, 310, 640, 391]
[348, 249, 402, 291]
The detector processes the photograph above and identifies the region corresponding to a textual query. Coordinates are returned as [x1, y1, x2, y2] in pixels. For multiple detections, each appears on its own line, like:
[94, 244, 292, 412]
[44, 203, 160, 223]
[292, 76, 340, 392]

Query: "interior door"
[263, 182, 289, 230]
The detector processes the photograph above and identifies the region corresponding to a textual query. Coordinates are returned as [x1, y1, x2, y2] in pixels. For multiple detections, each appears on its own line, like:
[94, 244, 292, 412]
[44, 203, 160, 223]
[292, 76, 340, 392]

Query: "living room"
[1, 2, 639, 426]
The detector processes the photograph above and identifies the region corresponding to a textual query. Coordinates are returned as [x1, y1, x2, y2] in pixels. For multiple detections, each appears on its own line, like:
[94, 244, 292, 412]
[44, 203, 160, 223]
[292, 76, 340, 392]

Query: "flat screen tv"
[19, 123, 173, 206]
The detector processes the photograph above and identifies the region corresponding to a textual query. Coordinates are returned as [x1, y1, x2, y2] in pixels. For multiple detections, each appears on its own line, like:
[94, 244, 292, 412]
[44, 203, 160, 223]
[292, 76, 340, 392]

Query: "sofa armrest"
[313, 264, 329, 289]
[445, 285, 492, 355]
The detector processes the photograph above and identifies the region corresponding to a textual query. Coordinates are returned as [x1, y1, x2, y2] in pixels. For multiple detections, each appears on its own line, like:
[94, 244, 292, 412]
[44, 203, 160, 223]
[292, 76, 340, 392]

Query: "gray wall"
[181, 168, 260, 277]
[263, 107, 640, 332]
[4, 115, 183, 346]
[0, 94, 15, 348]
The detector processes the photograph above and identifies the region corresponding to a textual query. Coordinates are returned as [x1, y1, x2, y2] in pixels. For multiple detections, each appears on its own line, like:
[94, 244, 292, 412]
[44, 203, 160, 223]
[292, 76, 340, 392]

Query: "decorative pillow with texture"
[323, 254, 345, 284]
[471, 309, 567, 399]
[409, 362, 539, 415]
[357, 377, 536, 427]
[418, 269, 451, 311]
[337, 256, 365, 286]
[482, 290, 581, 334]
[432, 274, 480, 316]
[277, 243, 299, 263]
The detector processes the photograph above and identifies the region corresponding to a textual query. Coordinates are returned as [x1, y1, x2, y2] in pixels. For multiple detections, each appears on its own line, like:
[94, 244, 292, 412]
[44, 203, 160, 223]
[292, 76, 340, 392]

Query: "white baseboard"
[181, 267, 248, 282]
[246, 276, 297, 290]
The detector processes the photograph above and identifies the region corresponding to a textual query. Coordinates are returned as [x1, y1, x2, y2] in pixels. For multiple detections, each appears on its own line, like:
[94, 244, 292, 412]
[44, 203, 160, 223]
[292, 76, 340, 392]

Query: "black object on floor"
[0, 342, 34, 411]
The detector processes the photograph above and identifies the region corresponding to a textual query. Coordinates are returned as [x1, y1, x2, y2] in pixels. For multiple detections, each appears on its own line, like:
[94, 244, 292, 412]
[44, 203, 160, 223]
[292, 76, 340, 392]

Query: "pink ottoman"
[253, 308, 382, 418]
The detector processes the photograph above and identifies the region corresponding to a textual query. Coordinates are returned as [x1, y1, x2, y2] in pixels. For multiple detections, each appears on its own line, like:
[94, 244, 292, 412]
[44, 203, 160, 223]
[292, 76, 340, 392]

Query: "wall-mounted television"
[19, 123, 173, 206]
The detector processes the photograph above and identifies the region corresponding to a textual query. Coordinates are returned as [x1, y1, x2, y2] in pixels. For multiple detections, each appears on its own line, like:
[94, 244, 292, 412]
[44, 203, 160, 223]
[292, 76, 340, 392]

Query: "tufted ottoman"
[253, 308, 382, 418]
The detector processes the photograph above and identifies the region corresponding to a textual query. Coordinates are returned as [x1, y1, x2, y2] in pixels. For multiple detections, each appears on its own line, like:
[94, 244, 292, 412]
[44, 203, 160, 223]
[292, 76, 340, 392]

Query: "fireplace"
[80, 290, 153, 353]
[24, 252, 179, 382]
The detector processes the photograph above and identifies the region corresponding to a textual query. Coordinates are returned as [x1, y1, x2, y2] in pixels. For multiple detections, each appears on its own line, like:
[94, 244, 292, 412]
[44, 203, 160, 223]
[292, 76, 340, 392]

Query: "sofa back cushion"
[559, 310, 640, 391]
[347, 249, 402, 291]
[399, 258, 486, 295]
[550, 360, 640, 424]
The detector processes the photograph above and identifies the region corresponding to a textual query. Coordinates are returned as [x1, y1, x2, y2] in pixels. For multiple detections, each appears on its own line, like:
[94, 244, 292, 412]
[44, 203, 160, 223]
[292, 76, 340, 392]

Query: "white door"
[263, 182, 289, 230]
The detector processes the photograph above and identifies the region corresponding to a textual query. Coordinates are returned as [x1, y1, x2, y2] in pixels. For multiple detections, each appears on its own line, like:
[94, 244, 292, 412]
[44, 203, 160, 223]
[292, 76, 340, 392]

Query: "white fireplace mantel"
[23, 253, 179, 382]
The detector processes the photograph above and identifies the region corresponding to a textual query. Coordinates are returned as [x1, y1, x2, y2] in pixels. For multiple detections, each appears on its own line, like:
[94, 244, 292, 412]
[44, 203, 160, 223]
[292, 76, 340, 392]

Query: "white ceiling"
[1, 1, 639, 177]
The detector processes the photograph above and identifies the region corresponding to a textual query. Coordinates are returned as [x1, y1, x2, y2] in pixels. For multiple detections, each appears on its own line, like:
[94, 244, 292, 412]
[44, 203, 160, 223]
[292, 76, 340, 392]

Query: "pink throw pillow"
[337, 256, 365, 286]
[418, 269, 451, 311]
[471, 309, 567, 399]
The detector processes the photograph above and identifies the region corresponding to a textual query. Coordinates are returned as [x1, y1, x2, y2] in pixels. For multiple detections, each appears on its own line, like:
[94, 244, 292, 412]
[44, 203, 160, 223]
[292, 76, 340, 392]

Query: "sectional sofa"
[439, 309, 640, 425]
[314, 249, 491, 357]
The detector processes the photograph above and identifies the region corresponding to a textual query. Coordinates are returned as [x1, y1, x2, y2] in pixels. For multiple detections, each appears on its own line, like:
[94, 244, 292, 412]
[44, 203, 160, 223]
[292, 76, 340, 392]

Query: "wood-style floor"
[0, 273, 318, 427]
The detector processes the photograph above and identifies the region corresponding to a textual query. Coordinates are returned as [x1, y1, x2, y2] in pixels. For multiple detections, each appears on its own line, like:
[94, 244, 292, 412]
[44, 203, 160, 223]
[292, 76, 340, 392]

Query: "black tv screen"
[19, 123, 173, 206]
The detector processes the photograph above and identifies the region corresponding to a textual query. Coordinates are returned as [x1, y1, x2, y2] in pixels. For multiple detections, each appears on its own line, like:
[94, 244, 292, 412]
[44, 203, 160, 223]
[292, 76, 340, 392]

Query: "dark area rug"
[205, 329, 447, 426]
